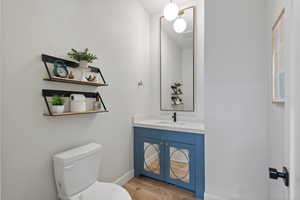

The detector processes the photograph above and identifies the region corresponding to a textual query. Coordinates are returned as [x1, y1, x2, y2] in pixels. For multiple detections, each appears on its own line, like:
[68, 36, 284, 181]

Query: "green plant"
[174, 82, 182, 87]
[68, 48, 98, 63]
[52, 96, 64, 106]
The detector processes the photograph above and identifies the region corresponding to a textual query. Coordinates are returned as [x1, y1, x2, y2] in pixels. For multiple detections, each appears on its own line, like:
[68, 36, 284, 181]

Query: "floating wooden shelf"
[41, 54, 108, 86]
[44, 77, 109, 87]
[42, 89, 108, 116]
[44, 109, 108, 117]
[41, 54, 109, 117]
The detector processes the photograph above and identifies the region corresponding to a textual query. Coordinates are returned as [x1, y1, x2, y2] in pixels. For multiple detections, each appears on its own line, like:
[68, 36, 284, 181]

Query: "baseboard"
[205, 193, 226, 200]
[114, 170, 134, 186]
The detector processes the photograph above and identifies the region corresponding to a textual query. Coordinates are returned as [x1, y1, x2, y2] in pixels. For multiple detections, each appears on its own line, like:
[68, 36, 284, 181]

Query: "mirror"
[160, 7, 195, 112]
[170, 146, 190, 183]
[144, 142, 161, 175]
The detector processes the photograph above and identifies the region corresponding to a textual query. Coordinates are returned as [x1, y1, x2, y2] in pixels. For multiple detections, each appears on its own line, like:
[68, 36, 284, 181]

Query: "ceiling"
[138, 0, 196, 14]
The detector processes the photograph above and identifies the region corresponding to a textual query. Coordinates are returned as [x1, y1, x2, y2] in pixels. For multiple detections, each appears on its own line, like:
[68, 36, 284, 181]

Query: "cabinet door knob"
[160, 142, 164, 146]
[165, 143, 169, 147]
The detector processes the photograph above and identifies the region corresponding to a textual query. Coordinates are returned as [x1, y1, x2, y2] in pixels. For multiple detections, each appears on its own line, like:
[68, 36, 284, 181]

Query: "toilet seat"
[69, 182, 132, 200]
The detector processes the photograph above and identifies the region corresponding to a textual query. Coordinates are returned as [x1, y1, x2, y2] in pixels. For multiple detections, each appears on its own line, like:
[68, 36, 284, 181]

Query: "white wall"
[150, 0, 205, 119]
[1, 0, 151, 200]
[204, 0, 269, 199]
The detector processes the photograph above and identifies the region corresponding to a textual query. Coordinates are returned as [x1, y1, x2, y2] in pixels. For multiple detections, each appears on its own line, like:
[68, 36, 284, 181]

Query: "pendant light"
[173, 10, 187, 33]
[163, 0, 179, 21]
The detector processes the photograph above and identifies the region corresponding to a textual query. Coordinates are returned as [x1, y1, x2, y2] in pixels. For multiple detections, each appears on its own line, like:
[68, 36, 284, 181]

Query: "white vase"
[52, 105, 65, 113]
[79, 60, 89, 68]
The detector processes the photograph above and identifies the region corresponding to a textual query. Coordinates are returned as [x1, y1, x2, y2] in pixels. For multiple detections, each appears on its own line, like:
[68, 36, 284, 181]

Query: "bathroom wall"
[289, 1, 300, 199]
[1, 0, 151, 200]
[205, 0, 269, 199]
[0, 0, 2, 199]
[265, 0, 291, 199]
[149, 0, 204, 118]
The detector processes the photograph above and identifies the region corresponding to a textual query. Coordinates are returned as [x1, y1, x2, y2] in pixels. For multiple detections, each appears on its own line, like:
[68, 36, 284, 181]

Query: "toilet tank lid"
[53, 143, 102, 165]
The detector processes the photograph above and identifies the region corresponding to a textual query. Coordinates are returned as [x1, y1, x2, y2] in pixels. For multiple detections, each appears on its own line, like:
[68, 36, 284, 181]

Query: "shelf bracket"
[43, 96, 53, 116]
[96, 92, 107, 111]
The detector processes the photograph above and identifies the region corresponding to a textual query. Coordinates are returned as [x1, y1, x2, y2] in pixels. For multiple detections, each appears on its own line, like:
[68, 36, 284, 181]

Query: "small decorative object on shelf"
[53, 60, 69, 78]
[86, 75, 97, 82]
[67, 48, 97, 68]
[81, 70, 99, 82]
[93, 101, 102, 110]
[42, 89, 108, 116]
[51, 95, 65, 114]
[171, 96, 183, 105]
[68, 71, 75, 79]
[42, 54, 108, 87]
[171, 82, 184, 106]
[70, 94, 86, 112]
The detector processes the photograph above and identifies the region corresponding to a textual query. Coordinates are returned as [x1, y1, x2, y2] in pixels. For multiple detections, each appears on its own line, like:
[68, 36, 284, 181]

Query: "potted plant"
[174, 82, 182, 87]
[68, 48, 98, 68]
[51, 95, 65, 113]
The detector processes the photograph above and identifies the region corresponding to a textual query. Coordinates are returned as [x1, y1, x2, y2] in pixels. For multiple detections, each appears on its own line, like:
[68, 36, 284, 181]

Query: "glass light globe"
[164, 2, 179, 21]
[173, 18, 187, 33]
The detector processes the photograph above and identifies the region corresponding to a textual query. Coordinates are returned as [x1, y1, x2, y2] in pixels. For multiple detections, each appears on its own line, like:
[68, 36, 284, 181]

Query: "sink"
[157, 120, 186, 126]
[133, 117, 205, 134]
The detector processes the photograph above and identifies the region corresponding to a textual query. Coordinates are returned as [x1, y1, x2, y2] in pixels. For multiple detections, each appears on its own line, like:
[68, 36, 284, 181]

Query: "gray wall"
[0, 0, 2, 199]
[204, 0, 269, 199]
[289, 1, 300, 199]
[1, 0, 151, 200]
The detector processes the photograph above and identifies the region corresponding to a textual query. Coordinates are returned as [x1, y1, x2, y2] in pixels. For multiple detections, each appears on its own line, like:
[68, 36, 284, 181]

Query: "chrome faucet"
[172, 112, 177, 123]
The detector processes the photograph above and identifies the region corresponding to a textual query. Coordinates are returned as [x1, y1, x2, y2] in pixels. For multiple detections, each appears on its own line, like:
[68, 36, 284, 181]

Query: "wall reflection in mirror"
[160, 7, 195, 112]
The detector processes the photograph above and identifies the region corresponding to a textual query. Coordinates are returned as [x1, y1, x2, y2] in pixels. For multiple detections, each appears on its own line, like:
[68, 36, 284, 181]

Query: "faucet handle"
[172, 112, 177, 122]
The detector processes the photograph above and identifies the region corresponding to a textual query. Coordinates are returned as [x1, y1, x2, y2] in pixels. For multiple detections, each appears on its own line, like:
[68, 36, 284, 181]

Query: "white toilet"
[53, 143, 132, 200]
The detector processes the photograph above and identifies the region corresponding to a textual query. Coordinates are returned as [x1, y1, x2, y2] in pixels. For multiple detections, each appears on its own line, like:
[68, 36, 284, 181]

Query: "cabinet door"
[139, 137, 165, 180]
[165, 141, 195, 190]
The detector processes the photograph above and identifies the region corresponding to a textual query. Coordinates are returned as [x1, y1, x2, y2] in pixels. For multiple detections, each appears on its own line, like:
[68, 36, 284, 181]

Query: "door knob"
[269, 167, 289, 187]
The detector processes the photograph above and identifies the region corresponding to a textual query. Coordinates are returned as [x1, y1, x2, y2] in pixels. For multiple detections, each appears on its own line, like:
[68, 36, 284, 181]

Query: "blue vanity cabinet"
[134, 127, 205, 199]
[135, 136, 165, 181]
[134, 127, 166, 181]
[165, 141, 196, 191]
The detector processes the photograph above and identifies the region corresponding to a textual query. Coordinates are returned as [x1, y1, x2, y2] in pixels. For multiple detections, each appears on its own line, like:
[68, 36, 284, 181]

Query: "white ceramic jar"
[70, 94, 86, 112]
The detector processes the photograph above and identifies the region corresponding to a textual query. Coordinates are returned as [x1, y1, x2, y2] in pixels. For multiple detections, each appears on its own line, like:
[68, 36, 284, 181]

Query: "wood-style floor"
[123, 177, 200, 200]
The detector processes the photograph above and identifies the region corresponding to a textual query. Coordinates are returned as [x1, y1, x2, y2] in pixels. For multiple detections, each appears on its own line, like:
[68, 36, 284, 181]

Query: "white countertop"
[133, 118, 205, 134]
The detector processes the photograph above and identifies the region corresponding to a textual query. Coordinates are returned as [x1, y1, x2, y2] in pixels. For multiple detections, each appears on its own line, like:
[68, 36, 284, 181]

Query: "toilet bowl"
[69, 182, 131, 200]
[53, 143, 132, 200]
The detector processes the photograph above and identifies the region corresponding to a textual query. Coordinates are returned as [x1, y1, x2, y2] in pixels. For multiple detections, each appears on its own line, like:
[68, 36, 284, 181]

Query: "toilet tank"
[53, 143, 102, 199]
